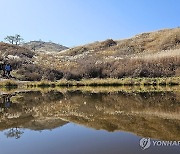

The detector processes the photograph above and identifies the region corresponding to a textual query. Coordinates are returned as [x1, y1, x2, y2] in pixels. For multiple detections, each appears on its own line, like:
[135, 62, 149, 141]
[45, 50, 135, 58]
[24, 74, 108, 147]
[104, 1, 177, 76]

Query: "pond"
[0, 89, 179, 154]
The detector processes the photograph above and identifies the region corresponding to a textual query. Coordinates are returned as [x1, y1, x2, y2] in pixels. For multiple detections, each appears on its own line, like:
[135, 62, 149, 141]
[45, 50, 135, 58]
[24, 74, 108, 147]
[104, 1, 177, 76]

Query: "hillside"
[22, 41, 68, 53]
[59, 28, 180, 57]
[0, 43, 63, 81]
[0, 27, 180, 81]
[37, 27, 180, 80]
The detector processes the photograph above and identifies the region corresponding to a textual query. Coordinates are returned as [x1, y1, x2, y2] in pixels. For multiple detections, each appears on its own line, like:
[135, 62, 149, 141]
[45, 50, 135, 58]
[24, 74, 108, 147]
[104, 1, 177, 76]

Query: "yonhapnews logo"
[140, 138, 151, 150]
[139, 138, 180, 150]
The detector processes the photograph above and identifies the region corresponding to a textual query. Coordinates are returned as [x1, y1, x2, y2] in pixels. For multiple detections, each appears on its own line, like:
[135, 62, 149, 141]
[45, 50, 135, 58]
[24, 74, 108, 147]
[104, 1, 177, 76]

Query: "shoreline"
[0, 77, 180, 93]
[1, 77, 180, 87]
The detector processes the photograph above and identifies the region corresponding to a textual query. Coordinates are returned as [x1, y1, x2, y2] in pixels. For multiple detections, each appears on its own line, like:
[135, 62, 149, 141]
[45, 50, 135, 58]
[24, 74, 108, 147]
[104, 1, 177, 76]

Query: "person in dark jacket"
[5, 63, 12, 78]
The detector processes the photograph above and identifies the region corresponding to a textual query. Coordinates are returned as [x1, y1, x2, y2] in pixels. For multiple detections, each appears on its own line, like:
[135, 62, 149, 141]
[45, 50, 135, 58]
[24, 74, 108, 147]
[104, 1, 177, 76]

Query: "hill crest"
[22, 41, 68, 53]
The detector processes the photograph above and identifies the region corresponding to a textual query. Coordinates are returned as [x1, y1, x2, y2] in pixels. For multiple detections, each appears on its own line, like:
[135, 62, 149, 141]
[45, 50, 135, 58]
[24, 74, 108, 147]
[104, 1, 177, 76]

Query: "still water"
[0, 89, 180, 154]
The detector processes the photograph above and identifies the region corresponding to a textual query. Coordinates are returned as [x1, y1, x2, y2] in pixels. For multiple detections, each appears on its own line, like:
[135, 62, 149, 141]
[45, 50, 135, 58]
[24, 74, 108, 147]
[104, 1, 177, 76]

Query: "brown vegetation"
[1, 28, 180, 81]
[55, 28, 180, 80]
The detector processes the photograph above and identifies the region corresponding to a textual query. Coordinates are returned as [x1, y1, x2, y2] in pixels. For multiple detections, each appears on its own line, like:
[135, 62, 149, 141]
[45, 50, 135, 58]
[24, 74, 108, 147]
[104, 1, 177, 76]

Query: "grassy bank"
[0, 80, 18, 88]
[0, 77, 180, 93]
[25, 85, 180, 93]
[0, 77, 180, 89]
[27, 77, 180, 88]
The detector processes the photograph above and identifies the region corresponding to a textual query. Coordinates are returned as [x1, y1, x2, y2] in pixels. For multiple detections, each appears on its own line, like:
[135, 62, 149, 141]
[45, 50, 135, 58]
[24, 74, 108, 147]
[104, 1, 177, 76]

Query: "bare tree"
[14, 34, 24, 45]
[4, 34, 24, 45]
[4, 128, 24, 139]
[4, 36, 15, 44]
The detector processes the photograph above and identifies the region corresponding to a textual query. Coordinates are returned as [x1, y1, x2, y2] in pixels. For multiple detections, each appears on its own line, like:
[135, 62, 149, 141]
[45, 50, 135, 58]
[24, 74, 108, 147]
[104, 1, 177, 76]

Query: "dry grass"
[0, 80, 18, 88]
[26, 77, 180, 88]
[1, 28, 180, 81]
[36, 28, 180, 80]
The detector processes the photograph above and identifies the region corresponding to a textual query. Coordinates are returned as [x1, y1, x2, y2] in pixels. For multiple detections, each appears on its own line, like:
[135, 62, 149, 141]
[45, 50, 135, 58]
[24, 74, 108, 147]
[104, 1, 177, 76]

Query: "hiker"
[0, 62, 6, 77]
[2, 62, 6, 77]
[5, 63, 12, 78]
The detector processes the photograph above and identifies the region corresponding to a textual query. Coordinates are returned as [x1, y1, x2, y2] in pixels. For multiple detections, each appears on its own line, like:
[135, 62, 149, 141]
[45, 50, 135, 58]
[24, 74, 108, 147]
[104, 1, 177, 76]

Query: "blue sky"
[0, 0, 179, 47]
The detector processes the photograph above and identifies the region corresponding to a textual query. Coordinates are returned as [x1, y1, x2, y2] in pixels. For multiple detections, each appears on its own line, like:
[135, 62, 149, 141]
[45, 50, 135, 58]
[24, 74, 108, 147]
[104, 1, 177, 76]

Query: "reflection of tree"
[4, 128, 24, 139]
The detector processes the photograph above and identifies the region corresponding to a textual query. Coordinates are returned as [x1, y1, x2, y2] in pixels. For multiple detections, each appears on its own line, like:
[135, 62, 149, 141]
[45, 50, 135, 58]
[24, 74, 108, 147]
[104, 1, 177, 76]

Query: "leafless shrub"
[43, 69, 63, 81]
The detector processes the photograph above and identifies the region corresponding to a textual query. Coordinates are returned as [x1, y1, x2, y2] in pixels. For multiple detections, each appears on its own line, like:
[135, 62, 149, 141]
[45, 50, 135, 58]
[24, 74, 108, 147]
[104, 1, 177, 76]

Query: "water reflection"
[0, 94, 12, 111]
[0, 89, 179, 141]
[4, 128, 24, 139]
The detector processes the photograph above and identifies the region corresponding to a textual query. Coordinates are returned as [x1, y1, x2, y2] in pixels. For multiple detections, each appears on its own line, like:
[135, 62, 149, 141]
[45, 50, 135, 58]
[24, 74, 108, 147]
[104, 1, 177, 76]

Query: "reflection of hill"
[0, 116, 67, 131]
[0, 90, 180, 140]
[0, 91, 68, 130]
[23, 118, 68, 131]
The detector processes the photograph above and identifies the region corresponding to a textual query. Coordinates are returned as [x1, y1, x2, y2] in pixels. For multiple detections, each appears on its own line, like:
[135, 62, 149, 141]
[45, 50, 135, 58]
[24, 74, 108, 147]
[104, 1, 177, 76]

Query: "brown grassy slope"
[0, 43, 63, 81]
[36, 28, 180, 79]
[0, 42, 35, 69]
[59, 28, 180, 57]
[1, 28, 180, 81]
[0, 42, 34, 58]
